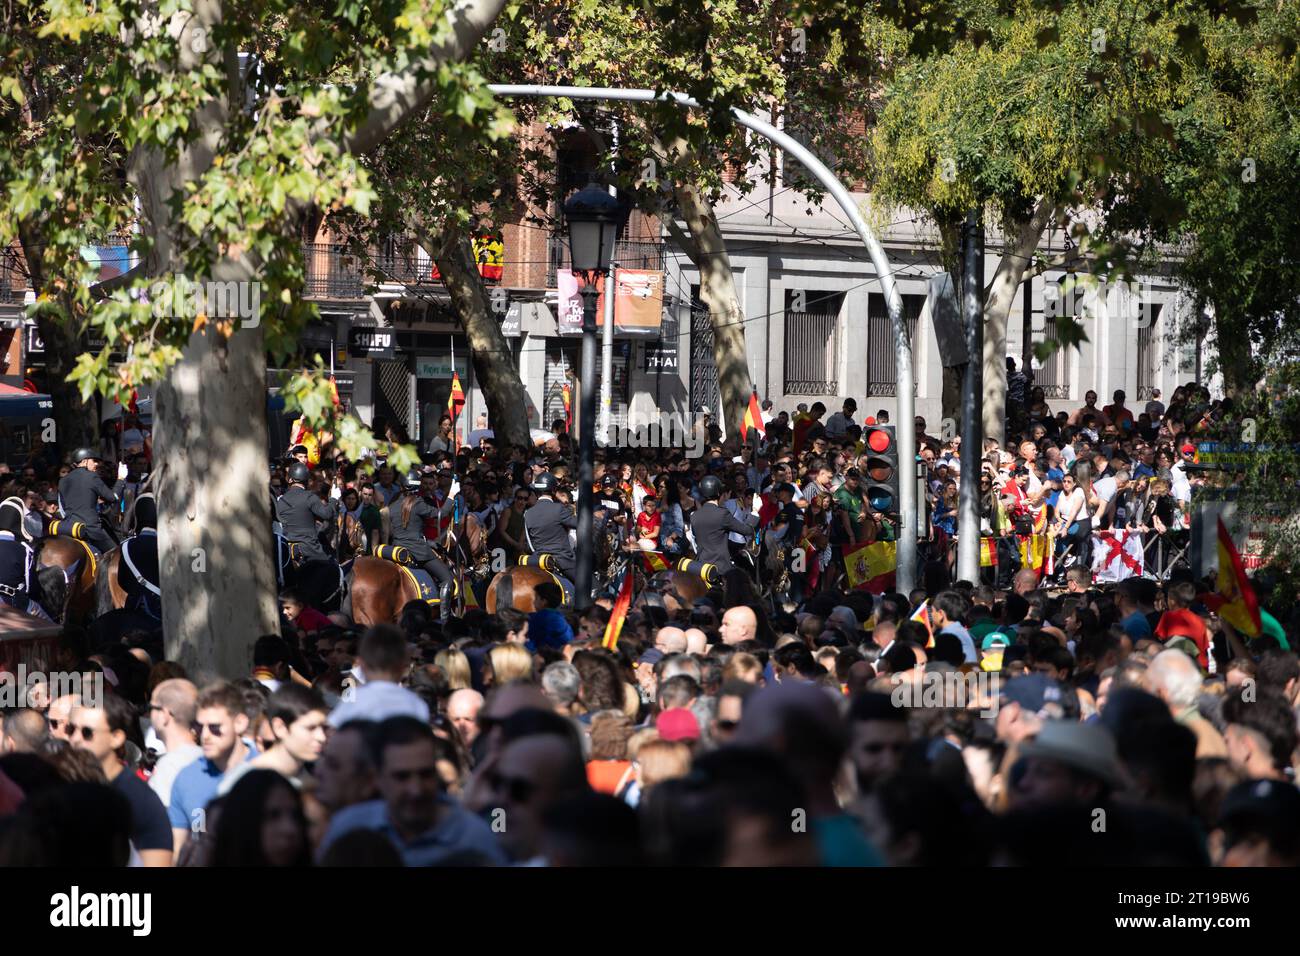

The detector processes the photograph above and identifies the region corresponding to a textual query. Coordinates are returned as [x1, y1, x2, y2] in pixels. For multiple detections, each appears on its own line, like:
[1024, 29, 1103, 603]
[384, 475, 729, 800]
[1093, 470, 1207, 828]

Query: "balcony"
[546, 235, 668, 287]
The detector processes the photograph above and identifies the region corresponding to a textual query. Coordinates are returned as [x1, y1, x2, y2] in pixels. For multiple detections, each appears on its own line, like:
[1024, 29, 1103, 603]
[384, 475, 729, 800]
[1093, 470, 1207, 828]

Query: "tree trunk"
[156, 314, 280, 678]
[15, 220, 100, 455]
[982, 201, 1053, 445]
[675, 182, 750, 448]
[1212, 310, 1257, 399]
[422, 222, 531, 451]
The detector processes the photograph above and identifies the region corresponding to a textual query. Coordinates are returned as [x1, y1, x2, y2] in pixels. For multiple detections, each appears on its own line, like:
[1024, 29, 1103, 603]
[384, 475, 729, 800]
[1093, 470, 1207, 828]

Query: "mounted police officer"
[57, 447, 126, 553]
[118, 492, 161, 618]
[524, 472, 577, 582]
[276, 461, 339, 563]
[389, 471, 457, 620]
[0, 497, 50, 620]
[688, 474, 760, 583]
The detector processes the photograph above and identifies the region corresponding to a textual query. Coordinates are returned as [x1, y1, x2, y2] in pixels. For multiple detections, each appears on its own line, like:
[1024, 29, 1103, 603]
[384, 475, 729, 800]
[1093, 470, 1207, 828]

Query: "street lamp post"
[563, 179, 623, 610]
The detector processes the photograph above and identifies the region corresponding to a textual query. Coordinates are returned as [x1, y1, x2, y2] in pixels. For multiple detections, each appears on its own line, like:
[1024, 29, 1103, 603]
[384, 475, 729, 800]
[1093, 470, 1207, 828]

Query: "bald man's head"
[2, 708, 48, 753]
[655, 627, 688, 655]
[1013, 569, 1039, 596]
[720, 605, 758, 646]
[683, 628, 709, 655]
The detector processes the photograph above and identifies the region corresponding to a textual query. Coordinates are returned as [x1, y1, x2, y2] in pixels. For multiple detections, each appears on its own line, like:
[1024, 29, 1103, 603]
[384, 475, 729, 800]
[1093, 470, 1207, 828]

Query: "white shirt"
[1093, 475, 1117, 505]
[1060, 487, 1090, 523]
[1170, 463, 1192, 504]
[328, 678, 429, 728]
[1061, 444, 1077, 468]
[148, 744, 202, 808]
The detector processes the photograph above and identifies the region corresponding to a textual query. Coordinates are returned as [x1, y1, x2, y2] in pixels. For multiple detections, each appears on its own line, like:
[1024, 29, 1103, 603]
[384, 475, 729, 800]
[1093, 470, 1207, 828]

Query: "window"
[783, 290, 843, 395]
[1135, 303, 1163, 401]
[866, 293, 923, 396]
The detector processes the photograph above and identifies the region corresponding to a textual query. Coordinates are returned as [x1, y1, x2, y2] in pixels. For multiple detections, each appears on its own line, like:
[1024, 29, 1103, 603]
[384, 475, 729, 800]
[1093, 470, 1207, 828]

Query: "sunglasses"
[66, 724, 98, 742]
[48, 718, 63, 731]
[715, 719, 738, 733]
[488, 770, 537, 805]
[193, 722, 226, 738]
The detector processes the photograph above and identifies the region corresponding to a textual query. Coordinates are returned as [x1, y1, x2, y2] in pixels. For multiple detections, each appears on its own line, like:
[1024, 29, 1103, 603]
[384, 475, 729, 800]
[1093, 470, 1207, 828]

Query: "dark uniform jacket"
[390, 494, 454, 562]
[276, 485, 339, 562]
[0, 532, 33, 596]
[58, 467, 123, 525]
[524, 497, 578, 558]
[689, 501, 759, 574]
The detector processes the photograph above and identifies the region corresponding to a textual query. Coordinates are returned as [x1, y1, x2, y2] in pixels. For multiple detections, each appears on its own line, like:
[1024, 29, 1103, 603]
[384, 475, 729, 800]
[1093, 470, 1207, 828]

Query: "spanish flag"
[1018, 534, 1049, 578]
[561, 383, 572, 432]
[642, 551, 671, 575]
[602, 568, 635, 650]
[980, 537, 998, 567]
[843, 540, 897, 594]
[910, 599, 935, 648]
[447, 371, 466, 419]
[742, 390, 766, 440]
[792, 412, 814, 458]
[1216, 516, 1261, 637]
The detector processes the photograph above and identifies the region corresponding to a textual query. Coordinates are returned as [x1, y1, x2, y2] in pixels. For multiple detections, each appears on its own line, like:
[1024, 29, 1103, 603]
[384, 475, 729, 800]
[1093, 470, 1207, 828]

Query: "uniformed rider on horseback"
[276, 461, 340, 564]
[688, 474, 761, 592]
[0, 497, 51, 620]
[523, 472, 578, 584]
[389, 471, 457, 621]
[57, 447, 126, 554]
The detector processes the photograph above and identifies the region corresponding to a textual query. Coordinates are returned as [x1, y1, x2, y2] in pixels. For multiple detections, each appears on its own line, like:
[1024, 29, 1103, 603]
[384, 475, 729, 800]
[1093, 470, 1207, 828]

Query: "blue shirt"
[319, 796, 508, 866]
[527, 608, 573, 651]
[813, 814, 884, 867]
[1120, 610, 1152, 642]
[1046, 467, 1064, 509]
[167, 743, 257, 831]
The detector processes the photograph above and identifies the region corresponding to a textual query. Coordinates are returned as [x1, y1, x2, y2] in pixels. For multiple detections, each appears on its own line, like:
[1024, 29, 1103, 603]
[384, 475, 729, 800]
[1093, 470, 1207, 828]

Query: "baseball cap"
[655, 707, 700, 742]
[1000, 673, 1063, 714]
[981, 630, 1014, 651]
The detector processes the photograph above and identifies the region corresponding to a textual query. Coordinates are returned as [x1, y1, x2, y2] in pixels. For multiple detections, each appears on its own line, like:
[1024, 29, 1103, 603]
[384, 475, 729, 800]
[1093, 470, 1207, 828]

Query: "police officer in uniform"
[0, 497, 50, 620]
[389, 472, 457, 620]
[276, 461, 339, 563]
[523, 472, 578, 582]
[688, 474, 760, 584]
[119, 493, 161, 618]
[57, 447, 125, 553]
[595, 474, 628, 541]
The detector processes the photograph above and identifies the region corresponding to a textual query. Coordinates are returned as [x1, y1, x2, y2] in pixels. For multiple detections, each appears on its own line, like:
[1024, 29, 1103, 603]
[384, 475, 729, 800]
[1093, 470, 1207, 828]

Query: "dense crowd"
[0, 375, 1298, 868]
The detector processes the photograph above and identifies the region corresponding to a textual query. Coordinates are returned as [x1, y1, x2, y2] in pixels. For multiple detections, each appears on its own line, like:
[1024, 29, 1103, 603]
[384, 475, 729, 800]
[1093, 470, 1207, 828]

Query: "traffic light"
[862, 424, 899, 517]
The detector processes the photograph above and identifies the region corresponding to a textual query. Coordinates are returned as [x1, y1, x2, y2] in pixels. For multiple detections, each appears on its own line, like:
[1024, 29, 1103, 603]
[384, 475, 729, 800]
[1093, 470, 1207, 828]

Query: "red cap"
[655, 707, 701, 742]
[864, 416, 877, 426]
[1181, 443, 1196, 455]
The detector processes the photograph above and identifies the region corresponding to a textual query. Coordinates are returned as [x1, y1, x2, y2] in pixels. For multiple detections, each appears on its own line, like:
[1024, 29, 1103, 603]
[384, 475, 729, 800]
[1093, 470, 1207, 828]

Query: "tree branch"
[335, 0, 508, 157]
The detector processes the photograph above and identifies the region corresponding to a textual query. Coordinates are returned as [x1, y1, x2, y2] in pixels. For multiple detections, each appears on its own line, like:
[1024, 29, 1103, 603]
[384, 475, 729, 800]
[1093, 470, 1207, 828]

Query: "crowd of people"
[0, 375, 1297, 868]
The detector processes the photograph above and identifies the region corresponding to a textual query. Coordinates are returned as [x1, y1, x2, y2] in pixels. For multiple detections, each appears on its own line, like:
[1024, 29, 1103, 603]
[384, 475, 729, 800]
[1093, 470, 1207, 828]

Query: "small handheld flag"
[742, 389, 766, 440]
[602, 568, 635, 650]
[1216, 517, 1261, 637]
[910, 599, 934, 648]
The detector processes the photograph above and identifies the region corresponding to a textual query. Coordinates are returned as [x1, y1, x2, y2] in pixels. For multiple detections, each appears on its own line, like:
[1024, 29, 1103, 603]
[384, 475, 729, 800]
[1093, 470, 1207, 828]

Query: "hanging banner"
[556, 268, 666, 338]
[610, 269, 665, 337]
[430, 233, 505, 282]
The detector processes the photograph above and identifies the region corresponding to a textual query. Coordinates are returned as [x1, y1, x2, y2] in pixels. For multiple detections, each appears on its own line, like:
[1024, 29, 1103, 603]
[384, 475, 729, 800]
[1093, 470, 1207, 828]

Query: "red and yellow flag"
[792, 412, 814, 457]
[561, 383, 573, 433]
[843, 540, 896, 594]
[910, 599, 934, 648]
[642, 551, 671, 575]
[742, 390, 766, 440]
[1018, 534, 1049, 578]
[1217, 517, 1261, 637]
[602, 569, 635, 649]
[980, 537, 998, 567]
[447, 371, 466, 419]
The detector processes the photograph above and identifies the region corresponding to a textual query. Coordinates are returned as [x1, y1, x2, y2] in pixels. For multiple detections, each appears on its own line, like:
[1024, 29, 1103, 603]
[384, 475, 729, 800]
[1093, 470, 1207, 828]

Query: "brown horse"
[36, 536, 100, 624]
[636, 569, 711, 615]
[484, 564, 568, 613]
[346, 512, 489, 626]
[348, 556, 426, 626]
